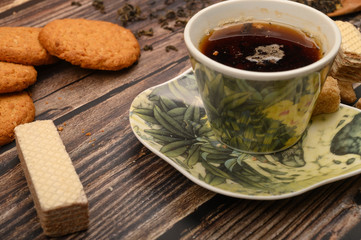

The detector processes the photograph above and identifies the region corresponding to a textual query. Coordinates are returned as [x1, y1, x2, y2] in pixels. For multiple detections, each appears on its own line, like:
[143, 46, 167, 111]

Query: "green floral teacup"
[184, 0, 341, 154]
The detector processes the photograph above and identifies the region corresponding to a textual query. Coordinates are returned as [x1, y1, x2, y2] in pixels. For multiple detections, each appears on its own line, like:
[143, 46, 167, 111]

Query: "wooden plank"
[1, 0, 361, 239]
[0, 0, 29, 13]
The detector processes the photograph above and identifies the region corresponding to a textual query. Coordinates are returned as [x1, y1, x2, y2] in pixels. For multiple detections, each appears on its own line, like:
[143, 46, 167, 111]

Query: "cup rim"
[184, 0, 341, 81]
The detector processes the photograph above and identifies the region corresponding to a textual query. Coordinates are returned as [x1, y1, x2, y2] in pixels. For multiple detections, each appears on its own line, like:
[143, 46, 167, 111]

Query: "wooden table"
[1, 0, 361, 239]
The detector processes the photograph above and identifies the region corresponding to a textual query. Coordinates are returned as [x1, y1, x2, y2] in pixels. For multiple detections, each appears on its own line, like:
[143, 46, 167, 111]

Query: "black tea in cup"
[199, 21, 322, 72]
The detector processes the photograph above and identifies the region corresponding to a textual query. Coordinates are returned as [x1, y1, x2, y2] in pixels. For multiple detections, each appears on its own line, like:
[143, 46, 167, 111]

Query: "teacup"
[184, 0, 341, 154]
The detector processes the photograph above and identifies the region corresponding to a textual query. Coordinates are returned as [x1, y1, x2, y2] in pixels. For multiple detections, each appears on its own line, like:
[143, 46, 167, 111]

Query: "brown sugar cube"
[337, 80, 357, 104]
[14, 120, 89, 237]
[312, 76, 341, 116]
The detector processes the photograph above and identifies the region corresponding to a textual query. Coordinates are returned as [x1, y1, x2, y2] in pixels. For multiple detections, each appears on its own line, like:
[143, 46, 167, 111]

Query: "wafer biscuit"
[0, 91, 35, 146]
[0, 27, 57, 66]
[39, 18, 140, 70]
[334, 21, 361, 57]
[330, 21, 361, 83]
[312, 76, 340, 116]
[0, 61, 37, 94]
[14, 120, 89, 237]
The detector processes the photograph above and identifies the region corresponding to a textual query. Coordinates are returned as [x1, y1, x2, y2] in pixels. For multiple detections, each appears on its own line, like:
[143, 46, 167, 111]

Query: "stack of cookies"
[313, 20, 361, 115]
[330, 21, 361, 105]
[0, 27, 57, 146]
[0, 19, 140, 147]
[1, 18, 140, 237]
[331, 21, 361, 83]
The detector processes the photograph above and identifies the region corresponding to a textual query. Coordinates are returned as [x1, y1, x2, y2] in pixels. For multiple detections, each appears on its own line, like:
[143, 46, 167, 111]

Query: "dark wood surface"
[1, 0, 361, 239]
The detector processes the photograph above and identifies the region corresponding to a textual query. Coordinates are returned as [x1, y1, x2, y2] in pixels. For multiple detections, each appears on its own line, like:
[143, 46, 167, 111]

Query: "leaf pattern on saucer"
[129, 69, 361, 199]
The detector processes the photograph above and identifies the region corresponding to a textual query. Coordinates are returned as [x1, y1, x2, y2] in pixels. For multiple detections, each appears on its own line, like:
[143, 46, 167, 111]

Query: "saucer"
[129, 68, 361, 200]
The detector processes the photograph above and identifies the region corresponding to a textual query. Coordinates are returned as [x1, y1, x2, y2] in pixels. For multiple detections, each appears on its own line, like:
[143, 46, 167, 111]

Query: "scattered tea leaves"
[117, 3, 146, 26]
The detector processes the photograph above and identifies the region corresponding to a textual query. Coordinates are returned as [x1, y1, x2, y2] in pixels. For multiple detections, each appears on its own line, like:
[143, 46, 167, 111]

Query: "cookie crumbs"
[138, 147, 148, 157]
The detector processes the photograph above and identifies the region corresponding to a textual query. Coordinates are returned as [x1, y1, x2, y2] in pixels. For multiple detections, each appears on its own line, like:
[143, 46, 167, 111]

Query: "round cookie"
[0, 62, 37, 94]
[0, 27, 58, 66]
[38, 18, 140, 71]
[0, 91, 35, 146]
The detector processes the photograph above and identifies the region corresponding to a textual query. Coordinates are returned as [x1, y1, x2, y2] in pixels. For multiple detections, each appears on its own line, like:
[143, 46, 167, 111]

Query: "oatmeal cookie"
[0, 27, 57, 65]
[39, 18, 140, 70]
[0, 91, 35, 146]
[0, 62, 37, 94]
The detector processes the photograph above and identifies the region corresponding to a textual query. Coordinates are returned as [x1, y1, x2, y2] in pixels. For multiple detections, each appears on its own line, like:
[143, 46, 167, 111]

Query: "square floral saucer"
[129, 69, 361, 200]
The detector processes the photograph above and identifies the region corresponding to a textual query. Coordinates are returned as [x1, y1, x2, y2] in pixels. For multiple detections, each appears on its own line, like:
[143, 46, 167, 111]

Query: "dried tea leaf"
[92, 0, 105, 13]
[137, 28, 154, 38]
[175, 19, 188, 27]
[71, 1, 81, 7]
[143, 45, 153, 51]
[165, 10, 177, 20]
[166, 45, 178, 52]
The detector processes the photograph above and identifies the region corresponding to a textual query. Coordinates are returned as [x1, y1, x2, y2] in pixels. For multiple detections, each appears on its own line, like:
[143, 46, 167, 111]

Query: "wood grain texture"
[1, 0, 361, 239]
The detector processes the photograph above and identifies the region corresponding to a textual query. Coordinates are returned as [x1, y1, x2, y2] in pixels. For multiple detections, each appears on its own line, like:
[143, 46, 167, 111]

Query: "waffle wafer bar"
[330, 21, 361, 83]
[14, 120, 88, 237]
